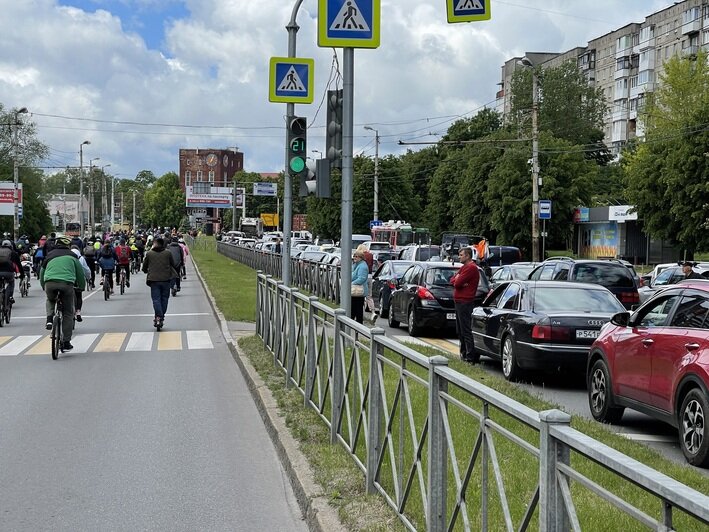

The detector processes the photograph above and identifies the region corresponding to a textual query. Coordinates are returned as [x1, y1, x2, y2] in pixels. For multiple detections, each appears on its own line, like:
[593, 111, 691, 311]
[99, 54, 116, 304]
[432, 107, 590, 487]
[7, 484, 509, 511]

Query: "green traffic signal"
[289, 156, 305, 173]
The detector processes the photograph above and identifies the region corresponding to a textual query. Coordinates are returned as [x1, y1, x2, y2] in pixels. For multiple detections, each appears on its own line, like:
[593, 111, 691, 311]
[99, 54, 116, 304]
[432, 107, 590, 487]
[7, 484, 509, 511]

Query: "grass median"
[191, 238, 709, 530]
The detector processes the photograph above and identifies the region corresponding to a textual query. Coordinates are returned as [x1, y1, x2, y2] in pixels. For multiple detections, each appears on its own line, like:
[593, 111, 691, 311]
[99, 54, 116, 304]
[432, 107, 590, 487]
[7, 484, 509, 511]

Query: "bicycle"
[119, 267, 126, 295]
[130, 257, 138, 275]
[50, 290, 67, 360]
[20, 274, 29, 298]
[103, 270, 112, 300]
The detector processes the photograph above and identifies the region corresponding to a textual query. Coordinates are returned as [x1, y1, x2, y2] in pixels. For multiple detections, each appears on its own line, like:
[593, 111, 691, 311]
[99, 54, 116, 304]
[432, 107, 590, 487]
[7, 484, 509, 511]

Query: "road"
[377, 315, 708, 477]
[0, 263, 306, 531]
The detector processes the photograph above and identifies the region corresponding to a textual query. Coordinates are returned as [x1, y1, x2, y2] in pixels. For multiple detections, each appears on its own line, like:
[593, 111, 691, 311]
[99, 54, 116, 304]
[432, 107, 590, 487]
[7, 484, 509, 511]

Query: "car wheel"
[679, 388, 709, 467]
[379, 294, 388, 319]
[501, 335, 522, 381]
[387, 304, 400, 329]
[407, 306, 421, 337]
[588, 359, 625, 424]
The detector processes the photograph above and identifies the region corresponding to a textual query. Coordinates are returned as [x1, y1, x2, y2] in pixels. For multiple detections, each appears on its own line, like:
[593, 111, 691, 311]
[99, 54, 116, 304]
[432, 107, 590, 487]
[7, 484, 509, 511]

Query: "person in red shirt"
[114, 238, 132, 288]
[451, 247, 480, 363]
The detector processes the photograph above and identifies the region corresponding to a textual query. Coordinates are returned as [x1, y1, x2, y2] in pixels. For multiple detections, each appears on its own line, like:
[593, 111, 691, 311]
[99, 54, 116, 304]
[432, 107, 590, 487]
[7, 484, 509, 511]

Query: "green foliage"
[142, 171, 185, 228]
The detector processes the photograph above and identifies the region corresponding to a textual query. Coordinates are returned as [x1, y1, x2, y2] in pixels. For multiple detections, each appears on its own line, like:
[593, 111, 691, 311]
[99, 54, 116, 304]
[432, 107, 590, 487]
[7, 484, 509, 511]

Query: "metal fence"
[255, 272, 709, 532]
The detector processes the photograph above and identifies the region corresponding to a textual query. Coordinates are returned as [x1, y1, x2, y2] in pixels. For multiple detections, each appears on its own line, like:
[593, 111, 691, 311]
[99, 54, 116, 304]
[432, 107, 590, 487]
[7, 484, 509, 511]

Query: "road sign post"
[539, 200, 551, 261]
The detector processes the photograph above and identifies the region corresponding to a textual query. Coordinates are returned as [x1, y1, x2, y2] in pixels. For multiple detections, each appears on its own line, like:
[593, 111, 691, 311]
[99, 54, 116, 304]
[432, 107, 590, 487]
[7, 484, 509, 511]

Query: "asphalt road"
[376, 313, 709, 477]
[0, 263, 306, 531]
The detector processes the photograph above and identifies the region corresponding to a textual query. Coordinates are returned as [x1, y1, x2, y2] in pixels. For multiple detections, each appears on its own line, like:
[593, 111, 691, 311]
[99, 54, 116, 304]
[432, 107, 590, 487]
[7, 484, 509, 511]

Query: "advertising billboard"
[0, 182, 23, 216]
[186, 186, 234, 208]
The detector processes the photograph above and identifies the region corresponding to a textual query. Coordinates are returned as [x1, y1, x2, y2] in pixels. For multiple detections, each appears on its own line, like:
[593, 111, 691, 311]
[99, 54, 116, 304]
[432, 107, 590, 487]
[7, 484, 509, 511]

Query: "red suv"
[587, 280, 709, 467]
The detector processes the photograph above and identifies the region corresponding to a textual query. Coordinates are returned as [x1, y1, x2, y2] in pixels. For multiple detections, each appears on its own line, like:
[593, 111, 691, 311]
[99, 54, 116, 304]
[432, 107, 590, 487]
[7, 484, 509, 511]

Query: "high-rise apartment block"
[497, 0, 707, 152]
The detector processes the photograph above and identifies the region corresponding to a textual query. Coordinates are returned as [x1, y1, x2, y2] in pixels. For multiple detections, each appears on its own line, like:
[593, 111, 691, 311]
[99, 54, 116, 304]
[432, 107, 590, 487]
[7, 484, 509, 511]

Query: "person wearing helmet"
[0, 239, 23, 309]
[115, 237, 132, 288]
[39, 236, 86, 350]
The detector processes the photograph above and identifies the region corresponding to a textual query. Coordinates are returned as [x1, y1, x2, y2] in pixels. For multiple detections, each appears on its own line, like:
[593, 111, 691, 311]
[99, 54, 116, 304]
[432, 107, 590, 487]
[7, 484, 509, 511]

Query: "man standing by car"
[681, 261, 703, 280]
[451, 247, 480, 363]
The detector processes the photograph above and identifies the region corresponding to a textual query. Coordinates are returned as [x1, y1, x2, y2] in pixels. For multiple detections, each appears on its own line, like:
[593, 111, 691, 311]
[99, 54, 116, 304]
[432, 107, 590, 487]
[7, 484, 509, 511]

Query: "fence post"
[304, 296, 319, 408]
[264, 275, 273, 350]
[274, 281, 285, 366]
[427, 356, 449, 532]
[539, 409, 572, 532]
[255, 271, 263, 338]
[286, 288, 299, 388]
[330, 308, 346, 444]
[366, 327, 386, 494]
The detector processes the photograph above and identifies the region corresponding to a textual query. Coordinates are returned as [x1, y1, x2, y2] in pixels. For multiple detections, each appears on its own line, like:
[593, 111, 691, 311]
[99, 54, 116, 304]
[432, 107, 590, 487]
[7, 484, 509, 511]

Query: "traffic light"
[287, 116, 307, 179]
[299, 158, 331, 198]
[326, 90, 343, 169]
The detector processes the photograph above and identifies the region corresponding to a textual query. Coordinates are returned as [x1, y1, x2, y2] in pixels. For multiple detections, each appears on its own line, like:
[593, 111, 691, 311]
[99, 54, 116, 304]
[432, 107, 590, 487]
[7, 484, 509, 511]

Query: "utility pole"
[12, 107, 28, 240]
[531, 69, 540, 262]
[79, 140, 90, 237]
[364, 126, 379, 221]
[111, 177, 115, 232]
[132, 190, 136, 229]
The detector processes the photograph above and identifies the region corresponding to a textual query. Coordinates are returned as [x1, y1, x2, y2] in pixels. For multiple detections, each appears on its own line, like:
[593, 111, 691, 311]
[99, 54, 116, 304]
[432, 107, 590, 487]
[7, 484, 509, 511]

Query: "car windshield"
[573, 263, 635, 287]
[425, 268, 457, 286]
[392, 263, 412, 275]
[416, 246, 440, 261]
[368, 242, 390, 251]
[511, 266, 534, 280]
[534, 287, 624, 313]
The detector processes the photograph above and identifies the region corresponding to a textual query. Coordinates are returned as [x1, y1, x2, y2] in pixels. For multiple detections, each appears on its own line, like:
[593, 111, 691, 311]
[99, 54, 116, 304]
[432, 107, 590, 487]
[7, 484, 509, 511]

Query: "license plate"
[576, 329, 600, 339]
[446, 313, 456, 320]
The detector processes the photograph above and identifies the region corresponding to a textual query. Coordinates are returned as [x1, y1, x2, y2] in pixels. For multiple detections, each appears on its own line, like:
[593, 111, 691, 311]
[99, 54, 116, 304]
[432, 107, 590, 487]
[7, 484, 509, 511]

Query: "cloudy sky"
[1, 0, 672, 181]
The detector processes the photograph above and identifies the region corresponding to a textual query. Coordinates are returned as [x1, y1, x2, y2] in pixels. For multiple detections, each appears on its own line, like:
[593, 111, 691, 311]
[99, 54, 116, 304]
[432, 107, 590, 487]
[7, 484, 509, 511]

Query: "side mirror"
[610, 311, 630, 327]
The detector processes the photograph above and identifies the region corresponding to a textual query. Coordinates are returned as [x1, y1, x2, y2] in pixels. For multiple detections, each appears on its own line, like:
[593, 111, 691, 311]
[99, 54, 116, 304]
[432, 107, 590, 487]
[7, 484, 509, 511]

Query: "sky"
[1, 0, 673, 182]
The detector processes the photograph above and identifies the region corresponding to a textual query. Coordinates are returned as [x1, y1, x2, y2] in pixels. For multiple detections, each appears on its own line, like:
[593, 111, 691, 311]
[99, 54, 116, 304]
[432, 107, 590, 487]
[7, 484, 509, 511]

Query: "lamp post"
[519, 58, 540, 262]
[79, 140, 90, 237]
[364, 126, 380, 222]
[101, 164, 111, 229]
[89, 157, 100, 235]
[111, 176, 115, 231]
[12, 107, 28, 241]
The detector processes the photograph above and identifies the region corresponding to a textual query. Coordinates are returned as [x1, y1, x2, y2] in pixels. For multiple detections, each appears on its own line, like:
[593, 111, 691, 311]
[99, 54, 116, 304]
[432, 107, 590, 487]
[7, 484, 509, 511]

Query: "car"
[587, 280, 709, 467]
[528, 258, 639, 310]
[489, 262, 540, 289]
[399, 244, 441, 262]
[486, 245, 523, 267]
[388, 262, 489, 336]
[351, 234, 372, 249]
[361, 241, 392, 252]
[638, 264, 709, 302]
[371, 260, 415, 318]
[472, 281, 625, 381]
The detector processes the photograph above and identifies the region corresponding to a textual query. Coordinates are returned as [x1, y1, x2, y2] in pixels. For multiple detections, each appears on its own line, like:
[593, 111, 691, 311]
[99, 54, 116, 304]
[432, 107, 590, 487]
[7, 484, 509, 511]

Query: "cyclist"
[20, 253, 32, 291]
[142, 236, 178, 329]
[0, 240, 23, 308]
[167, 237, 184, 295]
[97, 242, 117, 294]
[83, 238, 97, 288]
[71, 245, 92, 322]
[32, 241, 45, 278]
[178, 237, 189, 279]
[135, 235, 145, 264]
[40, 236, 86, 351]
[114, 237, 132, 288]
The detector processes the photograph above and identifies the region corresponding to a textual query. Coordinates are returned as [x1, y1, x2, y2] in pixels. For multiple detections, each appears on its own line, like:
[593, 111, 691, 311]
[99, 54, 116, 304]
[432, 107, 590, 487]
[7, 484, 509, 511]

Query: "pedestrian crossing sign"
[319, 0, 380, 49]
[269, 57, 315, 104]
[447, 0, 491, 23]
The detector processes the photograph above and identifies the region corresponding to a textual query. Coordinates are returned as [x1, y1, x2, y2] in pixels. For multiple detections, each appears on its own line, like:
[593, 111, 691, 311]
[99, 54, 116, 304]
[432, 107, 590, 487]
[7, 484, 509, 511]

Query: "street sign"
[539, 199, 552, 220]
[269, 57, 315, 104]
[318, 0, 380, 48]
[369, 219, 383, 229]
[253, 182, 278, 197]
[446, 0, 491, 23]
[0, 183, 23, 217]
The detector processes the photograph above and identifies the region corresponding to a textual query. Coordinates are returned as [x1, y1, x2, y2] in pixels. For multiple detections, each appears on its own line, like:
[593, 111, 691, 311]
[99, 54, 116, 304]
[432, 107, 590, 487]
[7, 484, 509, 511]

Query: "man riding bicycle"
[40, 236, 86, 351]
[98, 242, 117, 293]
[0, 240, 24, 308]
[114, 238, 132, 288]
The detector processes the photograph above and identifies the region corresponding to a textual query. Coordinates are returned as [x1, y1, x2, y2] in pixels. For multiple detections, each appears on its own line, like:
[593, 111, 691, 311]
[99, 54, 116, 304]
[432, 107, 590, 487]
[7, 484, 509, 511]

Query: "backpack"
[0, 248, 13, 268]
[84, 245, 96, 258]
[116, 245, 130, 263]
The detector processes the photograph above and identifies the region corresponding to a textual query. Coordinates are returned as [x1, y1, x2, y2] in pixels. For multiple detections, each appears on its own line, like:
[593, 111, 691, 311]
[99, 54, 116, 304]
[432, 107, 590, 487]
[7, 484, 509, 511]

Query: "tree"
[141, 172, 185, 228]
[624, 50, 709, 253]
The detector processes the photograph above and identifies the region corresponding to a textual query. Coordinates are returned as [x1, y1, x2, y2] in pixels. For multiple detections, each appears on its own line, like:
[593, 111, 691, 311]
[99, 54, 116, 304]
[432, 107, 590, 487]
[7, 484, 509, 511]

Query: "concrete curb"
[191, 257, 345, 532]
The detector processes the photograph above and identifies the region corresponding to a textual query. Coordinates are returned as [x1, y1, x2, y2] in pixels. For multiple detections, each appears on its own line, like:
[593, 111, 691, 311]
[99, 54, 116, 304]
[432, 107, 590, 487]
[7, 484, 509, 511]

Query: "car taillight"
[417, 286, 436, 300]
[388, 280, 397, 290]
[531, 318, 570, 341]
[619, 291, 639, 304]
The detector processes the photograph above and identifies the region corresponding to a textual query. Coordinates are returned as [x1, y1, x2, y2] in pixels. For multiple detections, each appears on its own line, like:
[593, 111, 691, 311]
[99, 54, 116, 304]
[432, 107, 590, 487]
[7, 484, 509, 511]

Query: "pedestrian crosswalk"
[0, 330, 214, 356]
[392, 335, 460, 355]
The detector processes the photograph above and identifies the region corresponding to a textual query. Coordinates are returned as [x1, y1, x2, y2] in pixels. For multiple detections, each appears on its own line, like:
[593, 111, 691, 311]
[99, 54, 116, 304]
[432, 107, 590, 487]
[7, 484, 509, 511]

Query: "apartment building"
[496, 0, 708, 152]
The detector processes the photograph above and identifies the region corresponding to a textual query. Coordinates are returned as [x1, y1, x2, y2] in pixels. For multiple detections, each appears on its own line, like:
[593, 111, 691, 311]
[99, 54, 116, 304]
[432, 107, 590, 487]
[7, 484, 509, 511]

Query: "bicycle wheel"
[120, 274, 125, 295]
[104, 278, 110, 300]
[5, 302, 11, 324]
[51, 312, 61, 360]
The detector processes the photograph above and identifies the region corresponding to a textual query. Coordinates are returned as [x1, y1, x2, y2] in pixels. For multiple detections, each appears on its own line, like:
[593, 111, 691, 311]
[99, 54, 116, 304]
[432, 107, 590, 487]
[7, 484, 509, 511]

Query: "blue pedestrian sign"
[269, 57, 315, 104]
[318, 0, 380, 49]
[446, 0, 491, 23]
[539, 199, 552, 220]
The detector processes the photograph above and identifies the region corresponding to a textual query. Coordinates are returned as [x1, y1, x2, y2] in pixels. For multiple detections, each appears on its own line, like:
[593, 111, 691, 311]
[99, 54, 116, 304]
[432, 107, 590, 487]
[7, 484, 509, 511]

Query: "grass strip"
[192, 238, 709, 530]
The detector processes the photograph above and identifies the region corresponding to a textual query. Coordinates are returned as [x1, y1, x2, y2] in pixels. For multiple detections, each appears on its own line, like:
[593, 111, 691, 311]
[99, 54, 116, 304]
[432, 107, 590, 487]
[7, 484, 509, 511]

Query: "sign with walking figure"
[269, 57, 315, 104]
[447, 0, 491, 23]
[319, 0, 380, 48]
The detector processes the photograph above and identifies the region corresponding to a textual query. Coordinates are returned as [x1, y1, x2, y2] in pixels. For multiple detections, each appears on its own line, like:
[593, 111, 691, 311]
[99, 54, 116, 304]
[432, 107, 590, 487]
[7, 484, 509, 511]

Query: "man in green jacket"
[40, 236, 86, 351]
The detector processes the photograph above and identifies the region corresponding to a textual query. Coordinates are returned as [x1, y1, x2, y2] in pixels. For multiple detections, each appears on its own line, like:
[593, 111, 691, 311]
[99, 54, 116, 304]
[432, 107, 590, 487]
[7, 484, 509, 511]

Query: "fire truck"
[370, 220, 430, 250]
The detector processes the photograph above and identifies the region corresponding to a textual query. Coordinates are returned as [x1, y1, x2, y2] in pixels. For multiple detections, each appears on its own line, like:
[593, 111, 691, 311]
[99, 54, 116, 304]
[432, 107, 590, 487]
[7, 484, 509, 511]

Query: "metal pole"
[132, 190, 136, 229]
[282, 0, 304, 287]
[232, 181, 237, 231]
[373, 129, 379, 221]
[340, 48, 354, 316]
[121, 192, 124, 227]
[79, 140, 90, 237]
[531, 70, 540, 262]
[12, 108, 27, 241]
[111, 177, 115, 232]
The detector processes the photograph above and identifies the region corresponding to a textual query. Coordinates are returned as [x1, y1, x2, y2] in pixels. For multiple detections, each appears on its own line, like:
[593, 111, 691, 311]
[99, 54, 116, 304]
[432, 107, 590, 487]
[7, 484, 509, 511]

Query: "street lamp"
[101, 164, 111, 230]
[89, 157, 100, 232]
[364, 126, 380, 222]
[12, 107, 28, 241]
[79, 140, 90, 237]
[518, 57, 540, 262]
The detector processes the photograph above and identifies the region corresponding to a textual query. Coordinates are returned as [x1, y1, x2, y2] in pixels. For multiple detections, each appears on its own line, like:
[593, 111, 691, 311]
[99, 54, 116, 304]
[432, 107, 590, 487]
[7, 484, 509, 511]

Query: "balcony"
[682, 44, 700, 57]
[682, 18, 702, 35]
[615, 68, 630, 80]
[634, 37, 655, 53]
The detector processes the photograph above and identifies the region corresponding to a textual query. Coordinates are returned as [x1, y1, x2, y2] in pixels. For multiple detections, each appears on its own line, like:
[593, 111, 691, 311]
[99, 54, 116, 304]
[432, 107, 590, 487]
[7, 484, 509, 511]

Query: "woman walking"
[351, 250, 369, 324]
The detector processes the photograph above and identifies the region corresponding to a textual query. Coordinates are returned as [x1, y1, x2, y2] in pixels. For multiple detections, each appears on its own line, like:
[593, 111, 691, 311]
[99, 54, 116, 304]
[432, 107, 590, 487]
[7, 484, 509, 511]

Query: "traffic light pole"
[339, 48, 354, 316]
[282, 0, 304, 286]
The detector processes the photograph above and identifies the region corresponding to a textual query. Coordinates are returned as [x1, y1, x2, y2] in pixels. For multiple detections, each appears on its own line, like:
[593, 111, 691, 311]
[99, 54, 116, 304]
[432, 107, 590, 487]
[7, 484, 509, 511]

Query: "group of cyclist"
[1, 229, 189, 351]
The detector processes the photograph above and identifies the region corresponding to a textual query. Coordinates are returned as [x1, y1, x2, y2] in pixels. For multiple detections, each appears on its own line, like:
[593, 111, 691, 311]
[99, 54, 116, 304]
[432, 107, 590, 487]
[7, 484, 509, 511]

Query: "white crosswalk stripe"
[0, 330, 213, 356]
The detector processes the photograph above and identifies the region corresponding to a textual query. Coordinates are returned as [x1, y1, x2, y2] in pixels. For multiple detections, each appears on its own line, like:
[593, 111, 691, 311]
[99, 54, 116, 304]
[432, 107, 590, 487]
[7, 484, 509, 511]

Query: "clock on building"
[206, 153, 218, 167]
[223, 154, 229, 166]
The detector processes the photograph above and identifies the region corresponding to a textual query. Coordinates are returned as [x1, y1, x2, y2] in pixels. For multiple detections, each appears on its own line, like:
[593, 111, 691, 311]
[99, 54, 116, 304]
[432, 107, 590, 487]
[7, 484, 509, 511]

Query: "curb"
[191, 257, 345, 532]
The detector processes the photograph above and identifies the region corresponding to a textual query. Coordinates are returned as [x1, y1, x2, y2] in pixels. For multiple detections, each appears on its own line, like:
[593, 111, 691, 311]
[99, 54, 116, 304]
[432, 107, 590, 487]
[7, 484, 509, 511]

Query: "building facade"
[497, 0, 708, 152]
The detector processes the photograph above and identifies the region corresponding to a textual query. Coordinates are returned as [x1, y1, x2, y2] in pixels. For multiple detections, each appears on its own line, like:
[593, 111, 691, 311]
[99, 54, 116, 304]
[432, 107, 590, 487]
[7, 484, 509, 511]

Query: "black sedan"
[471, 281, 625, 381]
[388, 262, 489, 337]
[371, 260, 414, 318]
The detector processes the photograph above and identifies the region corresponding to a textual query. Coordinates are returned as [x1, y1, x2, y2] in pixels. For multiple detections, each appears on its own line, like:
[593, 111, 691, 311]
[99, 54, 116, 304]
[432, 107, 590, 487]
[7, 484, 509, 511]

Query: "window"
[185, 170, 191, 186]
[208, 171, 215, 182]
[638, 70, 654, 85]
[483, 284, 507, 308]
[630, 76, 638, 89]
[491, 267, 509, 283]
[637, 295, 681, 328]
[553, 264, 569, 280]
[670, 296, 709, 328]
[192, 182, 210, 194]
[616, 57, 630, 70]
[640, 26, 654, 42]
[498, 283, 521, 310]
[196, 170, 203, 182]
[683, 7, 700, 24]
[703, 30, 709, 45]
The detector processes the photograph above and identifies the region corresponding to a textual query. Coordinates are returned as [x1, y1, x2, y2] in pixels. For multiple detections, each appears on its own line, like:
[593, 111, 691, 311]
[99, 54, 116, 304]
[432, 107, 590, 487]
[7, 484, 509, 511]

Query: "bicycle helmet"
[1, 240, 12, 248]
[56, 236, 71, 247]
